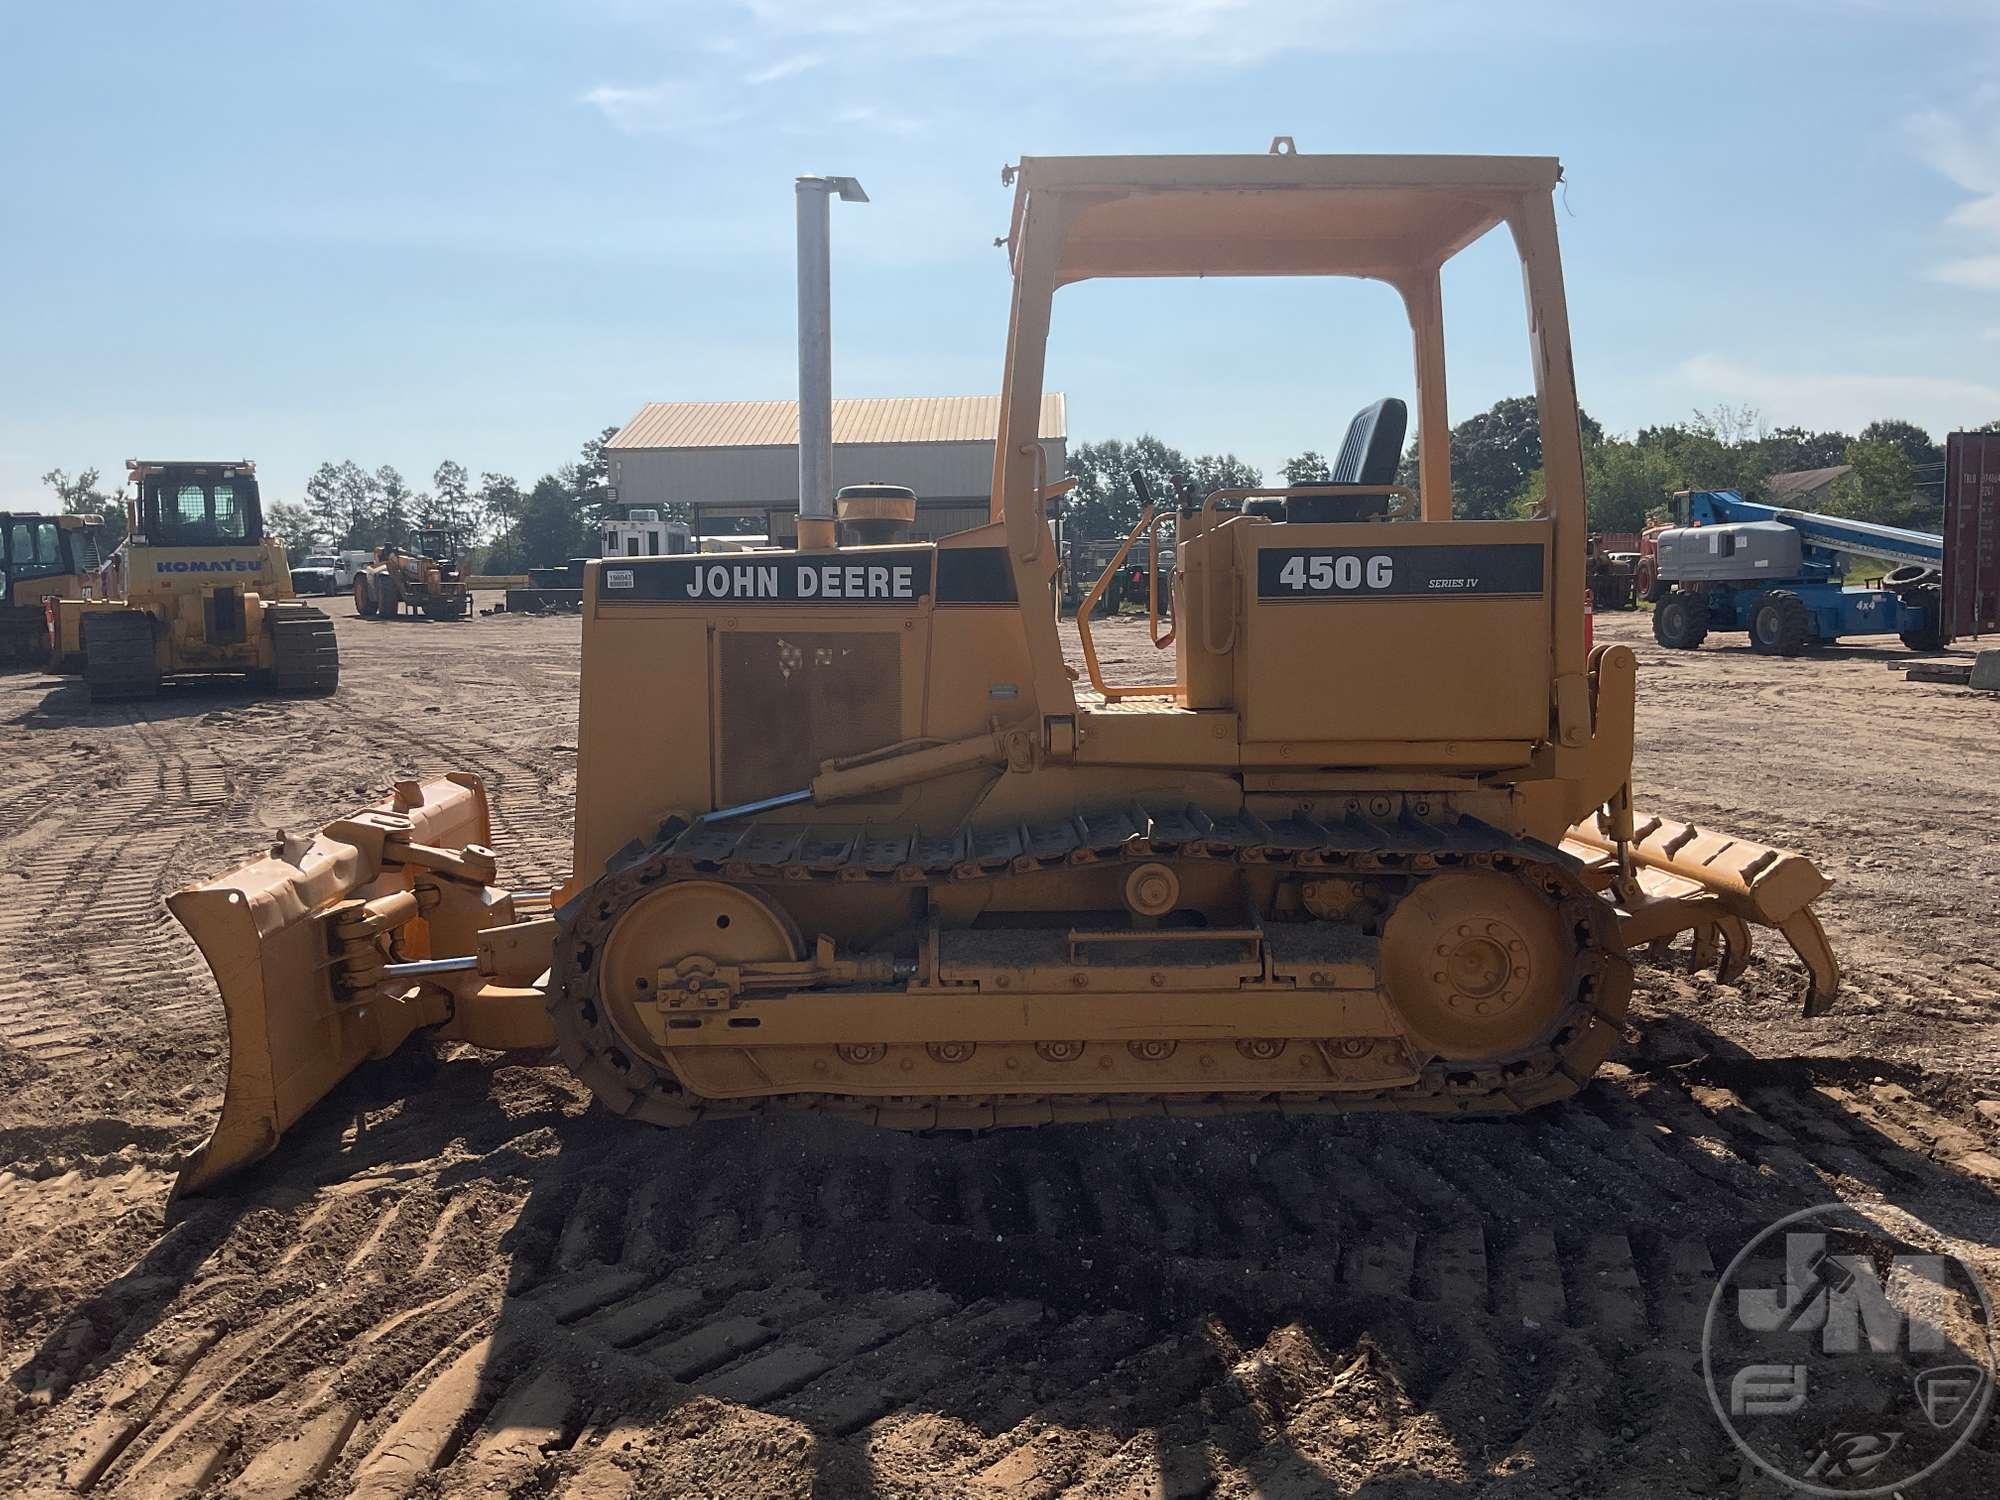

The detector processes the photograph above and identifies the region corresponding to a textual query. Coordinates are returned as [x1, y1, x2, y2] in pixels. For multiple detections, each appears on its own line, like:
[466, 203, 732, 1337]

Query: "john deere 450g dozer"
[168, 153, 1840, 1199]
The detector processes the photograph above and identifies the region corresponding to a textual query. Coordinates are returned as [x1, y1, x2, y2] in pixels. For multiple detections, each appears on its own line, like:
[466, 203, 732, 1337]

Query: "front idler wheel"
[555, 879, 803, 1091]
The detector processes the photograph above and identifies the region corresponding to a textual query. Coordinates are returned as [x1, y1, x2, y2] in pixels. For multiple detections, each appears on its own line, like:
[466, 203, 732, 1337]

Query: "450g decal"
[1256, 542, 1546, 600]
[1276, 553, 1395, 592]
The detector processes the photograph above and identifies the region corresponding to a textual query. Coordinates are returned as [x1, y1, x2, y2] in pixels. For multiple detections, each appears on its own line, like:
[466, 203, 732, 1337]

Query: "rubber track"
[550, 802, 1635, 1126]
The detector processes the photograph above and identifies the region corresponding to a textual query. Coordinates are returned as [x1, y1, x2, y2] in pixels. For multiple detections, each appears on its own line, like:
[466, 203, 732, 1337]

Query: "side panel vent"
[718, 631, 901, 805]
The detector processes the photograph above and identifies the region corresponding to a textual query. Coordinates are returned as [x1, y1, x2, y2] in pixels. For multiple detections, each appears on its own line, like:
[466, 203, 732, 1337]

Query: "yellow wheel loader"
[1, 512, 105, 668]
[353, 527, 473, 620]
[53, 461, 338, 701]
[166, 153, 1840, 1200]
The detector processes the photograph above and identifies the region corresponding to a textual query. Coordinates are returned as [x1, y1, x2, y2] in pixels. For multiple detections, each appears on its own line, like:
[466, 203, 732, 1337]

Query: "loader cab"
[412, 529, 460, 576]
[3, 515, 80, 596]
[130, 463, 264, 548]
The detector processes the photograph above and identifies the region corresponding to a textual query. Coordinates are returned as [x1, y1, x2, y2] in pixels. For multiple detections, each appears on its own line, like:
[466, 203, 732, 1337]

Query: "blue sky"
[3, 0, 1998, 513]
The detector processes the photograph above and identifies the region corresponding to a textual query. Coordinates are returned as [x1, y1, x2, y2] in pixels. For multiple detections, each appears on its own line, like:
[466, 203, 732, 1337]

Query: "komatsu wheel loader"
[52, 461, 338, 701]
[166, 152, 1841, 1199]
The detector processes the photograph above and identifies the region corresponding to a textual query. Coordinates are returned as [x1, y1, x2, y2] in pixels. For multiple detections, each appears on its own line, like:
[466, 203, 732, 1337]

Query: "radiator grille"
[718, 632, 901, 804]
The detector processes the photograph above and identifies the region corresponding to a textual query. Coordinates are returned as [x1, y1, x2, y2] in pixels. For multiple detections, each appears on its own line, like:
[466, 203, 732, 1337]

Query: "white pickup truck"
[292, 549, 373, 595]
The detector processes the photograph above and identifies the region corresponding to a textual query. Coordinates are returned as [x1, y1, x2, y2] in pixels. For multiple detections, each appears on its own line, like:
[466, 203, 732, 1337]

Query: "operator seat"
[1285, 397, 1408, 523]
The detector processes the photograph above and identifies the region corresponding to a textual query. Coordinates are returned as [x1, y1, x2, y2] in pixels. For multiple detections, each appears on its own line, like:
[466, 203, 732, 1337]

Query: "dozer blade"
[167, 774, 498, 1203]
[1563, 812, 1839, 1016]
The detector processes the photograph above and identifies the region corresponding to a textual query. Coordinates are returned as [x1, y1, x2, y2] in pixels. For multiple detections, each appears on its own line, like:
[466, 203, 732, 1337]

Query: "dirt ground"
[2, 602, 1997, 1498]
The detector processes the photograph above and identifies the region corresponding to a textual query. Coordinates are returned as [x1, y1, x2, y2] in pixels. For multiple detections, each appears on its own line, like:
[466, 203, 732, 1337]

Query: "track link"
[267, 608, 339, 695]
[550, 803, 1634, 1127]
[81, 611, 160, 702]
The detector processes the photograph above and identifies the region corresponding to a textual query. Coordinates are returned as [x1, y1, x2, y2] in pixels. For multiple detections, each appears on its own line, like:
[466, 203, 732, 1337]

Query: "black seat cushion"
[1286, 397, 1409, 523]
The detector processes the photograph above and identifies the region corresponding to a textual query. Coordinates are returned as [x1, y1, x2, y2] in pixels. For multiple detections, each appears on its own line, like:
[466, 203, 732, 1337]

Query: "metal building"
[604, 394, 1067, 543]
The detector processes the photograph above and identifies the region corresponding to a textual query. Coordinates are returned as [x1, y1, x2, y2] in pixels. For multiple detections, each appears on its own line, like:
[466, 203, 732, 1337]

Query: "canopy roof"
[1007, 154, 1561, 282]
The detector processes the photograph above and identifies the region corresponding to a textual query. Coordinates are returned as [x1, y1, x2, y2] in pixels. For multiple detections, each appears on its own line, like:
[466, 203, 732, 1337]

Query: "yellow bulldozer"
[1, 511, 106, 668]
[167, 152, 1840, 1200]
[51, 460, 339, 701]
[352, 527, 474, 620]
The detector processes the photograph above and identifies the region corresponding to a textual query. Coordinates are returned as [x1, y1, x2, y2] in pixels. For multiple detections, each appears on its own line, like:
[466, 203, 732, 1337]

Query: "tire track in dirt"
[333, 703, 578, 889]
[330, 610, 581, 888]
[0, 708, 253, 1069]
[0, 704, 181, 1066]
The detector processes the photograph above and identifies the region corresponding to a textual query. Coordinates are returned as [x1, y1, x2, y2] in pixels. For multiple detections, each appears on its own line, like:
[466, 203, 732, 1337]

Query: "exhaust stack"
[795, 174, 868, 551]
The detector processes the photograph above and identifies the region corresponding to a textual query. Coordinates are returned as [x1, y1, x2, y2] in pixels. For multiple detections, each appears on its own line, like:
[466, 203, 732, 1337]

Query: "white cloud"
[582, 1, 1491, 138]
[1909, 86, 2000, 289]
[1677, 354, 2000, 433]
[734, 0, 1439, 69]
[744, 52, 824, 85]
[1936, 255, 2000, 288]
[1948, 195, 2000, 235]
[1909, 89, 2000, 195]
[832, 103, 927, 136]
[578, 78, 742, 135]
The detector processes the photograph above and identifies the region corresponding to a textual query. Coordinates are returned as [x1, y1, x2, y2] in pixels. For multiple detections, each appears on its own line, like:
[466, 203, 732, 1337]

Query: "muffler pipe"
[795, 174, 868, 552]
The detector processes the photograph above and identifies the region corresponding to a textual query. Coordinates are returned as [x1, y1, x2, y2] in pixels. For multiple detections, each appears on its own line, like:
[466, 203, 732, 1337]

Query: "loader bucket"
[168, 775, 494, 1202]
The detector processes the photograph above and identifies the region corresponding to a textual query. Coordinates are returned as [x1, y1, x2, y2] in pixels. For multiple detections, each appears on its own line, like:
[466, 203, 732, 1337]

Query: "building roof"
[607, 394, 1067, 452]
[1765, 464, 1852, 501]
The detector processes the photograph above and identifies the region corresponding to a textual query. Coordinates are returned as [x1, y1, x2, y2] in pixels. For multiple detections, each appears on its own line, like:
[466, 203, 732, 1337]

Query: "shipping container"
[1943, 431, 2000, 642]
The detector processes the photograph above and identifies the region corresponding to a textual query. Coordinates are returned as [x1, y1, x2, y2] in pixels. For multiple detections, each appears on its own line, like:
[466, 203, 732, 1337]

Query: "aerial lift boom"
[1652, 488, 1947, 654]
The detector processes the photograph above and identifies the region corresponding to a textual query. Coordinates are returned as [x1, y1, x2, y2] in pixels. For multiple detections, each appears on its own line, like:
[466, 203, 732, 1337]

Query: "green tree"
[1187, 451, 1263, 502]
[375, 465, 412, 546]
[427, 460, 480, 539]
[264, 500, 319, 561]
[501, 474, 589, 567]
[304, 462, 344, 547]
[477, 471, 523, 537]
[334, 460, 384, 547]
[40, 466, 127, 548]
[1828, 439, 1929, 529]
[1064, 437, 1261, 540]
[1282, 450, 1330, 484]
[1518, 434, 1679, 532]
[1857, 418, 1942, 473]
[1632, 421, 1757, 496]
[1585, 439, 1680, 532]
[575, 425, 618, 491]
[1752, 425, 1853, 475]
[1446, 396, 1602, 520]
[476, 473, 530, 569]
